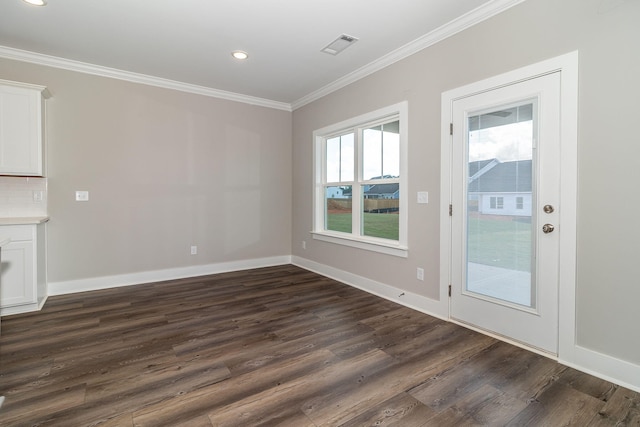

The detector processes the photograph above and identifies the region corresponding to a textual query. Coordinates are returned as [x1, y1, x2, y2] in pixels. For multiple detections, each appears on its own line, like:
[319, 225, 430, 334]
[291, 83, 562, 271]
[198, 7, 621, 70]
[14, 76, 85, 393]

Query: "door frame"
[440, 51, 578, 358]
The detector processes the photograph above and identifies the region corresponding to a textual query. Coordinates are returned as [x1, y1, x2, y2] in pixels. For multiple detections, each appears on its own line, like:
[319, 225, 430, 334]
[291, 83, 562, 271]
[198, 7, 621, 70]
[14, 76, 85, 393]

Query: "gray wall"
[292, 0, 640, 365]
[0, 58, 292, 283]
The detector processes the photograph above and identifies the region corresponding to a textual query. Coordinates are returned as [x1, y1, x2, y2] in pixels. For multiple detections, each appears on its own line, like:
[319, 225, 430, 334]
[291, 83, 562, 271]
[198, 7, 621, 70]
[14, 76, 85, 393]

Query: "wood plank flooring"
[0, 265, 638, 426]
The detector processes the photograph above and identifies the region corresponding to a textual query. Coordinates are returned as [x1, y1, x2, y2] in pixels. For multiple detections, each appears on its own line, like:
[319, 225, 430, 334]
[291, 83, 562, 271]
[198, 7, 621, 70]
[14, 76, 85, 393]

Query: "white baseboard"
[291, 256, 448, 321]
[47, 255, 292, 296]
[0, 295, 47, 316]
[559, 345, 640, 393]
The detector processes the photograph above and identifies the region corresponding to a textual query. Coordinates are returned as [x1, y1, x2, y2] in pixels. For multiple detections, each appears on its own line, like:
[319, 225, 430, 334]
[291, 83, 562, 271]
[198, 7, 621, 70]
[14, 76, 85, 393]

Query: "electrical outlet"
[190, 246, 197, 255]
[417, 267, 424, 281]
[302, 241, 306, 249]
[75, 191, 89, 201]
[75, 191, 89, 202]
[32, 190, 43, 202]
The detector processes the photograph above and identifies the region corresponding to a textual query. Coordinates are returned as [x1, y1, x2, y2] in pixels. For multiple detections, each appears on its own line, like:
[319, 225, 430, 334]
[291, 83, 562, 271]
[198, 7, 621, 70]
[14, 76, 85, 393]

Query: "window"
[490, 196, 504, 210]
[516, 196, 524, 210]
[313, 102, 408, 257]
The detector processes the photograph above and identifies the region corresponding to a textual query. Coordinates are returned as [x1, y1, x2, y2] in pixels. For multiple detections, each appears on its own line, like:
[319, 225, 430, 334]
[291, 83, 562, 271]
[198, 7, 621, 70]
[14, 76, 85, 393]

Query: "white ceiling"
[0, 0, 522, 110]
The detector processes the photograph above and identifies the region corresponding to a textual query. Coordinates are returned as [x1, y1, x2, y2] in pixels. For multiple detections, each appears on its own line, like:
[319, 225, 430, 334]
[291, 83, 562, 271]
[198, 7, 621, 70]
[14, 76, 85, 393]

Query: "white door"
[450, 72, 561, 354]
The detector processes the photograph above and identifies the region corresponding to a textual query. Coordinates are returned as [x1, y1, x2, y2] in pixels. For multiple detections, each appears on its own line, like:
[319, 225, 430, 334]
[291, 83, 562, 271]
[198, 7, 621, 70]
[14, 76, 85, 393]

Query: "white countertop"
[0, 216, 49, 226]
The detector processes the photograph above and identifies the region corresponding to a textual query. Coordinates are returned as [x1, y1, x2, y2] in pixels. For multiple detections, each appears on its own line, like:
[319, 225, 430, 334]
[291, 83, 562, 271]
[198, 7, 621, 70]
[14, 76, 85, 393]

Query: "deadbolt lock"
[542, 224, 555, 234]
[543, 204, 554, 214]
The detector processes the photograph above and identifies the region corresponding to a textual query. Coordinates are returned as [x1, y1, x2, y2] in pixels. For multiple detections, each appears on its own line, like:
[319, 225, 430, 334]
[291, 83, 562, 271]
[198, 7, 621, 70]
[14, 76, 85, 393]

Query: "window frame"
[312, 102, 408, 257]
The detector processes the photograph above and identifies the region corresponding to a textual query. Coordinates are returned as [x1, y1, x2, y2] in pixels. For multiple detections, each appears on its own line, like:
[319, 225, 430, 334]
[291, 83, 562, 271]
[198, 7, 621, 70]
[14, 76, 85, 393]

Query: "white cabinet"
[0, 223, 47, 315]
[0, 79, 50, 176]
[1, 240, 35, 306]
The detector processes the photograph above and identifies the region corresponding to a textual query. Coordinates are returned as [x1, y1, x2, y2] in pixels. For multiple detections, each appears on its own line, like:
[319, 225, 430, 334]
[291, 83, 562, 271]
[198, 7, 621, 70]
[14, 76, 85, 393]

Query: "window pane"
[363, 126, 382, 180]
[326, 134, 354, 183]
[466, 102, 534, 307]
[326, 185, 352, 233]
[362, 185, 399, 240]
[340, 133, 354, 181]
[382, 121, 400, 177]
[326, 136, 340, 183]
[363, 121, 400, 180]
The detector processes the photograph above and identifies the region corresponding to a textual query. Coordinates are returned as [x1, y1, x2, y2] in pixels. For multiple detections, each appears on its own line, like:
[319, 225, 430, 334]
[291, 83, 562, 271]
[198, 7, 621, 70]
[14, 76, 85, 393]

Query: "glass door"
[450, 72, 561, 354]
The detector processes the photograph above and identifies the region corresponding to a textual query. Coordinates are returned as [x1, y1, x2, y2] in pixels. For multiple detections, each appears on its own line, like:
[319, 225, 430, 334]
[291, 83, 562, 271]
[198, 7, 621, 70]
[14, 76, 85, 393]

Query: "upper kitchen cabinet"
[0, 79, 51, 176]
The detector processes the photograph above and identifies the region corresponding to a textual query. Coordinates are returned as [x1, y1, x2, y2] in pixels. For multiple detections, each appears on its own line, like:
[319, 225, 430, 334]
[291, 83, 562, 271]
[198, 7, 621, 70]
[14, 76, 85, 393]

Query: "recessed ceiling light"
[231, 51, 249, 60]
[22, 0, 47, 5]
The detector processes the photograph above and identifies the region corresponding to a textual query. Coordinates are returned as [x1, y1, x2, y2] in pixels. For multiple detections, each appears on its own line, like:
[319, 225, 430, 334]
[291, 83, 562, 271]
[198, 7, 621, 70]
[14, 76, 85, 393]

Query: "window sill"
[311, 231, 408, 258]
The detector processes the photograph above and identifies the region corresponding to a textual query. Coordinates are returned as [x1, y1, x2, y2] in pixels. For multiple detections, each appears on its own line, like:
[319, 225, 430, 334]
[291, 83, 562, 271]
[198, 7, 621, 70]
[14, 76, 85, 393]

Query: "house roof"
[468, 159, 497, 179]
[468, 160, 532, 193]
[365, 183, 400, 195]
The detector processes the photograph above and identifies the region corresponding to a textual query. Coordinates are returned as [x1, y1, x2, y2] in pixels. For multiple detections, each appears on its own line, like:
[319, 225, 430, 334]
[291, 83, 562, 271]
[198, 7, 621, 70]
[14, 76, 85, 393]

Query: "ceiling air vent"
[321, 34, 359, 55]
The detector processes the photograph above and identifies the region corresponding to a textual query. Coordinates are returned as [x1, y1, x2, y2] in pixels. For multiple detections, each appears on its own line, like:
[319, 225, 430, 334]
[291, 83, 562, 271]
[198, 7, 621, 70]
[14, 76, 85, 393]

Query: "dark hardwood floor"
[0, 265, 638, 426]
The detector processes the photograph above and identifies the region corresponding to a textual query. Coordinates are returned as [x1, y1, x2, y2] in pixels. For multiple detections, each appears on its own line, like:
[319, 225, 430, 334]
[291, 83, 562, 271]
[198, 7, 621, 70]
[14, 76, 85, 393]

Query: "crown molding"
[0, 45, 292, 112]
[291, 0, 526, 110]
[0, 0, 523, 113]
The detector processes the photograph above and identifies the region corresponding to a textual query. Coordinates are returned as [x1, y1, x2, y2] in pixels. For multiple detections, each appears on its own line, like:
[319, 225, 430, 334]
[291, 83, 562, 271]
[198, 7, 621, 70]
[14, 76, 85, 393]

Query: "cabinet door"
[0, 241, 36, 307]
[0, 84, 43, 176]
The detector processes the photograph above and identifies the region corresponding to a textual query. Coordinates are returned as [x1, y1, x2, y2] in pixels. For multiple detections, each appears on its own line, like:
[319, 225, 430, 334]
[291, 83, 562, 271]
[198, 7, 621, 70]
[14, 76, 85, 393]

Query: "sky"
[468, 121, 534, 163]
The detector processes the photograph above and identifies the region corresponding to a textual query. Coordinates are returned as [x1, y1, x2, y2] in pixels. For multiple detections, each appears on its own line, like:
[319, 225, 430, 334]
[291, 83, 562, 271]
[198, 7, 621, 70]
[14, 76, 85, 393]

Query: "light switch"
[75, 191, 89, 202]
[417, 191, 429, 204]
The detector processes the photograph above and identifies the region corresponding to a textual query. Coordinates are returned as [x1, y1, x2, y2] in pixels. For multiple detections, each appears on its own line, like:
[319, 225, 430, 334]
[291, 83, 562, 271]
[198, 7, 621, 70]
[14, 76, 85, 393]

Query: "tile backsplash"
[0, 177, 48, 217]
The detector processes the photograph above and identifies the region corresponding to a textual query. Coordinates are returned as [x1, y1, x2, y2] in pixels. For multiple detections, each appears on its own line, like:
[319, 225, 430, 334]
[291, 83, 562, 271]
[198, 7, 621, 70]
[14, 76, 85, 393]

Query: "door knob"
[542, 224, 555, 234]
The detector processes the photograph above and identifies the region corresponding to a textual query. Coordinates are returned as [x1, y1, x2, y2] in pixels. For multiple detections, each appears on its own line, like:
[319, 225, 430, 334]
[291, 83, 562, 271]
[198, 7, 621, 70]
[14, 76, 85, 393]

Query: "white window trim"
[312, 101, 408, 257]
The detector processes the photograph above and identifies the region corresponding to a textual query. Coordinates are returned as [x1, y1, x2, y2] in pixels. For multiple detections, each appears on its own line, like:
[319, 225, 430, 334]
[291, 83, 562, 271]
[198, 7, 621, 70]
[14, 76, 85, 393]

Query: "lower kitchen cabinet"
[0, 223, 47, 315]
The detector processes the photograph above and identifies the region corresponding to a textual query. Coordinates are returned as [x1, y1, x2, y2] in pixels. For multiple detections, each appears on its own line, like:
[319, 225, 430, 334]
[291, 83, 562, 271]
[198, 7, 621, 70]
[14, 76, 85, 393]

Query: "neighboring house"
[325, 186, 350, 199]
[328, 176, 399, 200]
[364, 183, 399, 199]
[468, 159, 532, 216]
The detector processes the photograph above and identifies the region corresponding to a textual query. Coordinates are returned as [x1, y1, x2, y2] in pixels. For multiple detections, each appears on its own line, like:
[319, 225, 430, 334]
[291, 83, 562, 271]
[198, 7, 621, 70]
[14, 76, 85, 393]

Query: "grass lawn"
[327, 212, 399, 241]
[467, 216, 532, 272]
[326, 212, 352, 234]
